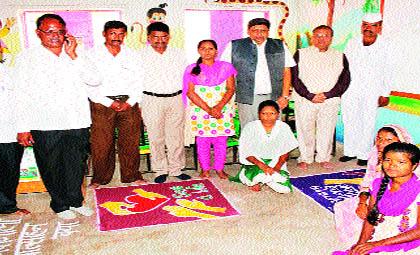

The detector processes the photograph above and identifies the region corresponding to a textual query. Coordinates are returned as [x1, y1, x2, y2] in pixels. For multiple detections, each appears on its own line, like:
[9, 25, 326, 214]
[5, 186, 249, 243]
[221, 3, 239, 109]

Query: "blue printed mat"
[290, 169, 366, 213]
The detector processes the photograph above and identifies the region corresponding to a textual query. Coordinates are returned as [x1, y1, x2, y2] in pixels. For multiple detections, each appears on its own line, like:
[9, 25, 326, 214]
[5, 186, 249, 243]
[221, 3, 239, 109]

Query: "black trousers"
[0, 142, 24, 214]
[31, 128, 89, 213]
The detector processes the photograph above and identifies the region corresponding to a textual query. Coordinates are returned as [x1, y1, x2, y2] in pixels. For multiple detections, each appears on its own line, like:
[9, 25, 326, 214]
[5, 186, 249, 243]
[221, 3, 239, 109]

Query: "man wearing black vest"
[221, 18, 296, 127]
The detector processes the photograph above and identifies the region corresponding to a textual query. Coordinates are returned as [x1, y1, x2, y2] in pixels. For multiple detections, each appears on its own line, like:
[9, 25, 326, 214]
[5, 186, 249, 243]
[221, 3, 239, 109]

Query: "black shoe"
[175, 173, 191, 180]
[154, 174, 168, 183]
[357, 159, 368, 166]
[339, 156, 357, 162]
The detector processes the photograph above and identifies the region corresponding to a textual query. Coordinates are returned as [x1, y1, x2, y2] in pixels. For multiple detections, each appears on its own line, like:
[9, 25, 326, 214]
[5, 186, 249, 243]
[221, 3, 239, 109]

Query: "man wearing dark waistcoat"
[221, 18, 296, 127]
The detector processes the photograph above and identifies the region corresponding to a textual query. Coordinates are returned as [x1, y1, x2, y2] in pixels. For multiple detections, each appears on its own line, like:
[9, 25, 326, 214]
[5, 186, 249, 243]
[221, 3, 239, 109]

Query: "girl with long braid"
[334, 125, 415, 244]
[183, 40, 236, 179]
[334, 142, 420, 254]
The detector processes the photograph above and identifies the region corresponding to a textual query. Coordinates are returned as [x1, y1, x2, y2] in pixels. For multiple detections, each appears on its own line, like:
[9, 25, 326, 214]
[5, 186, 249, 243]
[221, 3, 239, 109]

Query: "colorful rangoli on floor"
[94, 179, 240, 231]
[290, 169, 366, 213]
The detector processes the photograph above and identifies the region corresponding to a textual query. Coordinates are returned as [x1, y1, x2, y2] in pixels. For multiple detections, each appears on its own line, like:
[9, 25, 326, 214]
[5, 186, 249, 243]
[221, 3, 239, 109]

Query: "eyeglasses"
[38, 29, 66, 36]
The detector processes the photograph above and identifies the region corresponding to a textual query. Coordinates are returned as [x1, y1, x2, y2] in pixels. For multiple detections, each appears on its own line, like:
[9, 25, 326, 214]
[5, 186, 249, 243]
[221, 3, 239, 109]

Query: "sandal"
[200, 171, 210, 178]
[216, 171, 229, 179]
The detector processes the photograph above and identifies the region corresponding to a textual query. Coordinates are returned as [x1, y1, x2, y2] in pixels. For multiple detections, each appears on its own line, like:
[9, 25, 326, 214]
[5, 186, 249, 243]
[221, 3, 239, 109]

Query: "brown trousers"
[90, 102, 142, 184]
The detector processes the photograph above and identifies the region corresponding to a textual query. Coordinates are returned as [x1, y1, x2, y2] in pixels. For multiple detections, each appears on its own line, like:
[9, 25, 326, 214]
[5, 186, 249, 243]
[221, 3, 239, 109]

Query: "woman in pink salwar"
[183, 40, 236, 179]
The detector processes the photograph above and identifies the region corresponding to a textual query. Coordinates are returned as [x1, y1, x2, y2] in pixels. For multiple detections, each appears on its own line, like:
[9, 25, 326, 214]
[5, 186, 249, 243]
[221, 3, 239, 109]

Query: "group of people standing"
[1, 15, 197, 220]
[0, 14, 297, 219]
[1, 12, 419, 253]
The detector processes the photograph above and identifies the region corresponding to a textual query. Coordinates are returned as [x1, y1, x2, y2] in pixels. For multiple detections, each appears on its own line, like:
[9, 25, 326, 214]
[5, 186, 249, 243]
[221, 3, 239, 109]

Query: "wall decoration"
[147, 3, 168, 24]
[129, 3, 169, 47]
[0, 17, 20, 65]
[205, 0, 289, 41]
[0, 18, 16, 63]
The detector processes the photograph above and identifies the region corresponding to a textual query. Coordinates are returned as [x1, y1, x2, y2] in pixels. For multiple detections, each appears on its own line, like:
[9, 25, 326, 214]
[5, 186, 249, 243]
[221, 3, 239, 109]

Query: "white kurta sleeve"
[127, 57, 144, 106]
[72, 53, 101, 87]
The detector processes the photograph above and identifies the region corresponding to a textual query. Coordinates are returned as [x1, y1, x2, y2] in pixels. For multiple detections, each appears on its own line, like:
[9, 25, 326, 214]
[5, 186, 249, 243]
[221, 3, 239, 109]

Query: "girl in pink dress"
[183, 40, 237, 179]
[334, 125, 414, 245]
[333, 142, 420, 254]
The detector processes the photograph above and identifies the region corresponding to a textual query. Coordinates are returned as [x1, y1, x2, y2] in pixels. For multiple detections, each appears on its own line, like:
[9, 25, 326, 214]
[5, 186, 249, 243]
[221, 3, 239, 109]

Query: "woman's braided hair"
[366, 175, 390, 225]
[191, 57, 203, 76]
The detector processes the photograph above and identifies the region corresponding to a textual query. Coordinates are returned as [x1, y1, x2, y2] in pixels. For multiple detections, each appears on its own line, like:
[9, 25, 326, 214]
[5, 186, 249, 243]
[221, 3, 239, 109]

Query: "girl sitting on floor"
[229, 100, 298, 193]
[334, 125, 414, 245]
[333, 142, 420, 255]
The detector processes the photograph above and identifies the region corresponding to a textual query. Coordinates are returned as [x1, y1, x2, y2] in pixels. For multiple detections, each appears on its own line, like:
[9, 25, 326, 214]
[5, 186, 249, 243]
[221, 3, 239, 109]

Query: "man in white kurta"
[340, 13, 390, 166]
[220, 18, 296, 127]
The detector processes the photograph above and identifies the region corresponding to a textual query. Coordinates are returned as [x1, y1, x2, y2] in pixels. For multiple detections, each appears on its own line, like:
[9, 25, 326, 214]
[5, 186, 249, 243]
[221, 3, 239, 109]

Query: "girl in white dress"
[230, 100, 298, 193]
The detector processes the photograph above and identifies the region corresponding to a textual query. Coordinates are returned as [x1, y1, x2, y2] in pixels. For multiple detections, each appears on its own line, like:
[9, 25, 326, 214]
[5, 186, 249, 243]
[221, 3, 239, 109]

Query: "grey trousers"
[237, 94, 275, 129]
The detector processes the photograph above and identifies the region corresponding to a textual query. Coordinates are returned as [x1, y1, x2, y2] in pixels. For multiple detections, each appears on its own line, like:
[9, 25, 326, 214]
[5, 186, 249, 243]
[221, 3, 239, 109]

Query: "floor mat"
[94, 179, 240, 231]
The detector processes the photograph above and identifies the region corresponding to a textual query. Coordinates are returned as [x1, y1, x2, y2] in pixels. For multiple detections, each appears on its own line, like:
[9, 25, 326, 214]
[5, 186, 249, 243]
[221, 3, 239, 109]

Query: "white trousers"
[341, 96, 378, 160]
[295, 97, 340, 163]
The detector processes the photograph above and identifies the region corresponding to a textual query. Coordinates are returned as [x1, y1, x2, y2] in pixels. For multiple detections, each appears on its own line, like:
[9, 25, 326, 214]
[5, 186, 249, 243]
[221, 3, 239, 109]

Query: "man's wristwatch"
[282, 95, 290, 100]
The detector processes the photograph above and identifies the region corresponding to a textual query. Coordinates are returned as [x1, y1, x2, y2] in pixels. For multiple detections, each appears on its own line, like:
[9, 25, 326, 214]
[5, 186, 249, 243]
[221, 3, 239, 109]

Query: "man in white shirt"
[141, 22, 191, 183]
[15, 14, 100, 220]
[340, 13, 390, 166]
[0, 64, 30, 216]
[292, 25, 350, 170]
[221, 18, 296, 127]
[88, 21, 145, 189]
